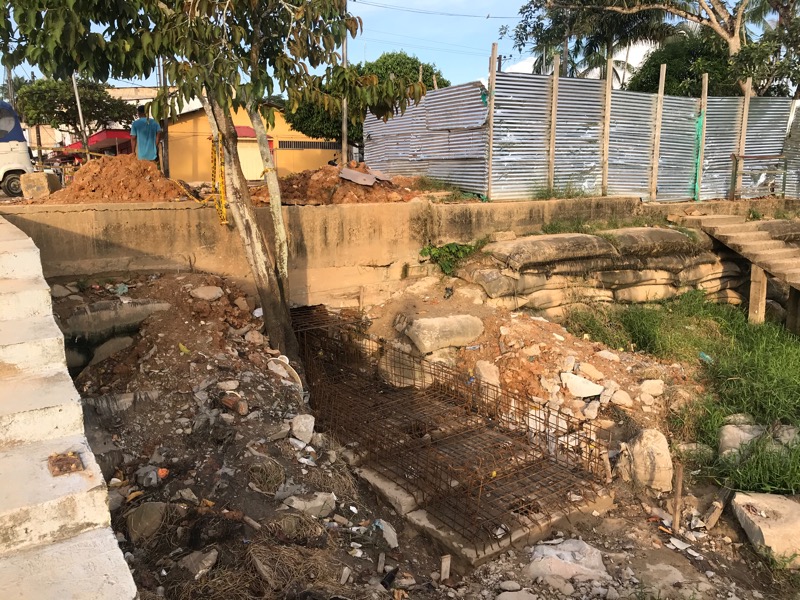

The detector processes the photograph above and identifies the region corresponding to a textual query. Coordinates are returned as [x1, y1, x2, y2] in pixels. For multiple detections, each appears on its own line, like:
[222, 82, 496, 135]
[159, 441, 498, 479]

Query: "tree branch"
[549, 2, 711, 26]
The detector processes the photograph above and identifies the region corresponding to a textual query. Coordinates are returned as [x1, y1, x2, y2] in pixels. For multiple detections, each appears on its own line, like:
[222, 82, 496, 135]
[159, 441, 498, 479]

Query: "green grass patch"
[565, 291, 800, 493]
[420, 240, 487, 276]
[412, 176, 458, 192]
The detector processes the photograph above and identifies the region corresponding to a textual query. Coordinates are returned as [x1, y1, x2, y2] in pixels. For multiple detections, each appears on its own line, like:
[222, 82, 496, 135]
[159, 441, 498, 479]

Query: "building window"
[278, 140, 339, 150]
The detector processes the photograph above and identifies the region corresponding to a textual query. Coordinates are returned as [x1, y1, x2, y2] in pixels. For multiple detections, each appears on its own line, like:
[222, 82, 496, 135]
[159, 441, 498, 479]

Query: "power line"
[361, 37, 487, 56]
[367, 28, 487, 52]
[352, 0, 517, 19]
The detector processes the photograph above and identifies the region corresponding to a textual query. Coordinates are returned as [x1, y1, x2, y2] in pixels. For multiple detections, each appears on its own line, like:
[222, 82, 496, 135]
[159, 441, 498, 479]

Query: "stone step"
[751, 248, 800, 263]
[0, 219, 30, 243]
[0, 277, 52, 322]
[730, 240, 786, 254]
[0, 315, 65, 375]
[0, 237, 42, 280]
[0, 369, 84, 449]
[0, 526, 136, 599]
[0, 434, 110, 555]
[681, 215, 747, 228]
[764, 259, 800, 275]
[716, 231, 773, 243]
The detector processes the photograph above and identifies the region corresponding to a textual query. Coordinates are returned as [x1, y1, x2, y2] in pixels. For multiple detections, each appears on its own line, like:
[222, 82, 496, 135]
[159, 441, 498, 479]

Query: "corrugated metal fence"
[365, 72, 797, 202]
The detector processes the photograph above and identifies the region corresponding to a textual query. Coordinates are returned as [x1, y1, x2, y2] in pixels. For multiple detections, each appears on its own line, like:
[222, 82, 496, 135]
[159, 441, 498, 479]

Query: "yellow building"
[168, 106, 338, 182]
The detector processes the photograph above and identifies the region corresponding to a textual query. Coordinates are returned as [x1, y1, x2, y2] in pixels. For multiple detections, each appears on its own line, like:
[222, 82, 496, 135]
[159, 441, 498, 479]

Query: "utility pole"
[71, 73, 89, 161]
[160, 57, 170, 177]
[5, 65, 15, 108]
[341, 0, 348, 165]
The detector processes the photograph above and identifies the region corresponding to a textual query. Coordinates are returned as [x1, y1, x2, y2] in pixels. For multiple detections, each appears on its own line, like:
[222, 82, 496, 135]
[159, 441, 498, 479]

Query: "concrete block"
[0, 526, 136, 599]
[0, 370, 84, 448]
[20, 172, 61, 199]
[732, 492, 800, 568]
[0, 277, 52, 322]
[0, 316, 66, 375]
[0, 238, 42, 280]
[0, 434, 110, 555]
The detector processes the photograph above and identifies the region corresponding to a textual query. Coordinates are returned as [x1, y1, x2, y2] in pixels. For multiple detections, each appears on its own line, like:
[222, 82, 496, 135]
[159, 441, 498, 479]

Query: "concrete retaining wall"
[2, 196, 798, 307]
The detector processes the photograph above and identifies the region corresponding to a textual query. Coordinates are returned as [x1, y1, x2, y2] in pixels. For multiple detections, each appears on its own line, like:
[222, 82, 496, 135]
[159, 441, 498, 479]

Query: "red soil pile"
[44, 154, 185, 204]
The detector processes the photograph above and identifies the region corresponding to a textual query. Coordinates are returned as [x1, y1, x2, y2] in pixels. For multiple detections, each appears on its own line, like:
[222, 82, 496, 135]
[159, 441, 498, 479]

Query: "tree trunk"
[204, 96, 300, 364]
[246, 103, 290, 301]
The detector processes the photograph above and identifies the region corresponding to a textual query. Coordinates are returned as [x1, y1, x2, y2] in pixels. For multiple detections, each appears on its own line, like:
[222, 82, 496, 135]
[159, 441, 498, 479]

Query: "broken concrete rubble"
[404, 314, 484, 353]
[178, 549, 218, 579]
[291, 413, 315, 444]
[621, 429, 673, 492]
[560, 372, 604, 398]
[732, 492, 800, 568]
[526, 538, 610, 582]
[283, 492, 337, 517]
[189, 285, 224, 301]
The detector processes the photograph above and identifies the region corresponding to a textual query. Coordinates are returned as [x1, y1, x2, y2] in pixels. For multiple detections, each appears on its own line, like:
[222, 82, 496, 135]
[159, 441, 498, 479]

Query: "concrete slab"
[0, 526, 136, 599]
[0, 435, 110, 554]
[732, 492, 800, 568]
[0, 370, 84, 447]
[0, 277, 52, 322]
[357, 467, 420, 516]
[716, 231, 772, 243]
[0, 316, 65, 374]
[405, 491, 615, 567]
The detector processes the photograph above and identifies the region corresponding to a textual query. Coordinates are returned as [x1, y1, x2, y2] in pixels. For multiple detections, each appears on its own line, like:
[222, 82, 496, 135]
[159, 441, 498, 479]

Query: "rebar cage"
[292, 306, 608, 551]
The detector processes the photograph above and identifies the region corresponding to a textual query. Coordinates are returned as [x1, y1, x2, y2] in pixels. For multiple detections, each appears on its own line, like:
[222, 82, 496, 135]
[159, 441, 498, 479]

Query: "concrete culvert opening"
[292, 305, 609, 560]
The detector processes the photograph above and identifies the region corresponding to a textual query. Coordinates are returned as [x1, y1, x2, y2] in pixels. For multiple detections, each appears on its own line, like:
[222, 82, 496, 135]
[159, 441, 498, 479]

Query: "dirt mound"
[45, 154, 185, 204]
[253, 163, 416, 206]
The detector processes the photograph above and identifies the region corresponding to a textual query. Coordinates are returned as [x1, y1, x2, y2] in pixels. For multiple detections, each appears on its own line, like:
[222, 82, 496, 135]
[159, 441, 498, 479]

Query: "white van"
[0, 101, 33, 197]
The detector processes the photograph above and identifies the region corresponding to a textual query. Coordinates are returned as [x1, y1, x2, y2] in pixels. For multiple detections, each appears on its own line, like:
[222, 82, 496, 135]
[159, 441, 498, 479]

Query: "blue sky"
[7, 1, 529, 88]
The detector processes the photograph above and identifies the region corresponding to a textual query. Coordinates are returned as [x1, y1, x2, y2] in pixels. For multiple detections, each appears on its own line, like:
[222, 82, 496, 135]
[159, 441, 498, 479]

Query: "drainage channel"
[292, 306, 608, 557]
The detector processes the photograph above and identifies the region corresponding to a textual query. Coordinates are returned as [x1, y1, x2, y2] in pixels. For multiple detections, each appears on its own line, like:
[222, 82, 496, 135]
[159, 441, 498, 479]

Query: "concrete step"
[716, 231, 773, 243]
[707, 221, 765, 235]
[681, 215, 747, 228]
[0, 237, 42, 280]
[0, 277, 53, 322]
[0, 434, 110, 555]
[0, 316, 65, 375]
[0, 369, 84, 448]
[729, 240, 786, 253]
[0, 219, 30, 243]
[764, 259, 800, 274]
[751, 248, 800, 263]
[0, 526, 136, 599]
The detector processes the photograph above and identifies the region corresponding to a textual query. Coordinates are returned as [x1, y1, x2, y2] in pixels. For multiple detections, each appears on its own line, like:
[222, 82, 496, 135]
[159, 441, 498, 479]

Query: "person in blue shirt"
[130, 105, 162, 165]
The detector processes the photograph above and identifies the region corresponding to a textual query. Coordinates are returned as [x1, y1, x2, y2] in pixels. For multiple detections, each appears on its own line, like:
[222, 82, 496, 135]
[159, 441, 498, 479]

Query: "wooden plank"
[547, 55, 560, 191]
[748, 265, 767, 324]
[695, 73, 708, 201]
[649, 64, 667, 202]
[735, 77, 753, 195]
[787, 287, 800, 334]
[486, 42, 499, 200]
[672, 462, 684, 533]
[601, 57, 613, 197]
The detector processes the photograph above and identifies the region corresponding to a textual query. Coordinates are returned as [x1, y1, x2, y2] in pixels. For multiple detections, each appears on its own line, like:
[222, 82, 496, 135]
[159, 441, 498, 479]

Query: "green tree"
[1, 0, 425, 359]
[16, 78, 133, 138]
[284, 51, 449, 149]
[0, 74, 28, 103]
[627, 30, 743, 96]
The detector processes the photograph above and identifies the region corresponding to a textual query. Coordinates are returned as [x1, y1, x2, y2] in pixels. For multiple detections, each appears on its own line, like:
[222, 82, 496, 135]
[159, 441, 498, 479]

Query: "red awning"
[65, 129, 131, 151]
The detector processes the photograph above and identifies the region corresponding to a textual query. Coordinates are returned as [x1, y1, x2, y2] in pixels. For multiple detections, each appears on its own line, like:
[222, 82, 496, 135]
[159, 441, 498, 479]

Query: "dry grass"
[176, 568, 265, 600]
[265, 512, 327, 545]
[248, 542, 339, 598]
[303, 463, 358, 499]
[248, 457, 285, 495]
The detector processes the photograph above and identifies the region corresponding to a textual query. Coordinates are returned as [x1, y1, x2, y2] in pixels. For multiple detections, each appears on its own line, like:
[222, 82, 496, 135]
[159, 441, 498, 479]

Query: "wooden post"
[648, 63, 667, 202]
[787, 287, 800, 335]
[433, 74, 438, 90]
[736, 77, 753, 195]
[486, 42, 499, 201]
[601, 57, 613, 196]
[548, 55, 561, 192]
[695, 73, 709, 201]
[748, 265, 767, 324]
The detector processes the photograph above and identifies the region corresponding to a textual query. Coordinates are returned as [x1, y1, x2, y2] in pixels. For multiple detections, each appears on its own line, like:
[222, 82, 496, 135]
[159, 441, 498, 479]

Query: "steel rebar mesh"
[293, 307, 607, 547]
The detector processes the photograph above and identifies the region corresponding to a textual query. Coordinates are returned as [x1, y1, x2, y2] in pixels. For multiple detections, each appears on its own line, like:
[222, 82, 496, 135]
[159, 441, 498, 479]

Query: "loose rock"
[179, 549, 219, 579]
[499, 581, 521, 592]
[578, 363, 605, 381]
[732, 492, 800, 568]
[126, 502, 167, 543]
[611, 390, 633, 407]
[526, 539, 610, 582]
[404, 315, 484, 354]
[560, 372, 604, 398]
[190, 286, 224, 301]
[283, 492, 336, 517]
[719, 424, 765, 457]
[625, 429, 673, 492]
[639, 379, 664, 397]
[291, 414, 316, 444]
[51, 284, 72, 298]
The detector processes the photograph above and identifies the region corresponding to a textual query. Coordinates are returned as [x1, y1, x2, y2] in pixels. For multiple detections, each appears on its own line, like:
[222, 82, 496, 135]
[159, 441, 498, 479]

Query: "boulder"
[525, 539, 610, 582]
[283, 492, 337, 518]
[719, 424, 765, 457]
[484, 233, 618, 272]
[626, 429, 673, 492]
[405, 315, 484, 354]
[732, 492, 800, 568]
[560, 372, 603, 398]
[126, 502, 167, 543]
[190, 286, 224, 301]
[291, 414, 315, 444]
